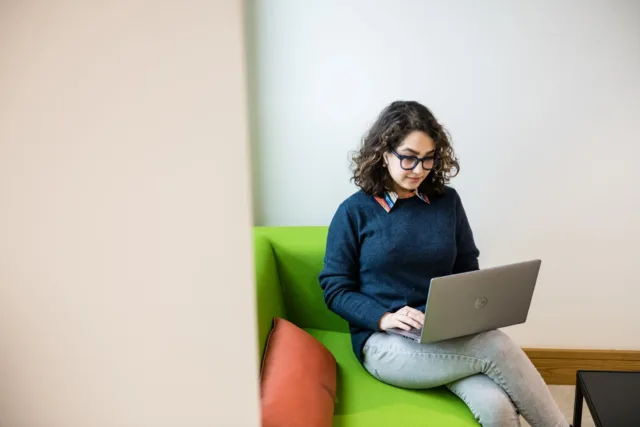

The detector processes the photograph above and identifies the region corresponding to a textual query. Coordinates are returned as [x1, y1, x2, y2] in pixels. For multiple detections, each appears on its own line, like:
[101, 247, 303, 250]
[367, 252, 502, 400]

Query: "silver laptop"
[389, 259, 541, 343]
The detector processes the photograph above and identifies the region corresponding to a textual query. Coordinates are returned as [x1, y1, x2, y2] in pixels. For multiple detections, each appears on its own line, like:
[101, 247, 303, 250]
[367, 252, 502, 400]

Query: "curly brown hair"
[350, 100, 460, 198]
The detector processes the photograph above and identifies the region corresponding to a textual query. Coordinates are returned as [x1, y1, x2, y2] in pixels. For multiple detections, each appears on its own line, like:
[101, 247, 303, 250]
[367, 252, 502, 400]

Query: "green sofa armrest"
[254, 230, 286, 364]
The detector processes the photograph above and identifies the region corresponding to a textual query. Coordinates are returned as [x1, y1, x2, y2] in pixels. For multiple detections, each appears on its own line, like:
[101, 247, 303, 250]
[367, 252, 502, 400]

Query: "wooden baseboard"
[523, 348, 640, 385]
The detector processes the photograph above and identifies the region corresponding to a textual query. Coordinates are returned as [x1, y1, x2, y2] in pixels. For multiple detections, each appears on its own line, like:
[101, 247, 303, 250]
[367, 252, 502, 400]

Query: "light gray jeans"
[362, 330, 568, 427]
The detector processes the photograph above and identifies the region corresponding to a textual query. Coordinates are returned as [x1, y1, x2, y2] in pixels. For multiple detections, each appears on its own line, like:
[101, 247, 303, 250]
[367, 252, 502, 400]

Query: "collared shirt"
[374, 189, 430, 212]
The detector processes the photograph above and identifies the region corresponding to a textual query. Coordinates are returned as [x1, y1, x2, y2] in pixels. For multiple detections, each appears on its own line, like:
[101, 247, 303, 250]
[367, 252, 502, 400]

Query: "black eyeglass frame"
[391, 150, 437, 171]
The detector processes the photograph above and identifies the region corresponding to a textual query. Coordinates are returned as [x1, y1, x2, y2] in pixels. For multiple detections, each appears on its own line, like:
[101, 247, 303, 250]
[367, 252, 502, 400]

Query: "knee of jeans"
[481, 330, 522, 361]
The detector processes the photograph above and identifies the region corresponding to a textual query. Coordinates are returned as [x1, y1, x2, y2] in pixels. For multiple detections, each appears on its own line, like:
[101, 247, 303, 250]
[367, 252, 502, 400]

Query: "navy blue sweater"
[318, 187, 480, 364]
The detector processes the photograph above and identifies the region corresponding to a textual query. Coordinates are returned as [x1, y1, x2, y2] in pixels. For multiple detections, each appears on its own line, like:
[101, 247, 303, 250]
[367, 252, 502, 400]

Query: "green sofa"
[255, 226, 479, 426]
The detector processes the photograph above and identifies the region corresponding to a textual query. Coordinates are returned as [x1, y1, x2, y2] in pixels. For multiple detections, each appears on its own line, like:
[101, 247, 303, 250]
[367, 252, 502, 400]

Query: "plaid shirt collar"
[374, 189, 430, 213]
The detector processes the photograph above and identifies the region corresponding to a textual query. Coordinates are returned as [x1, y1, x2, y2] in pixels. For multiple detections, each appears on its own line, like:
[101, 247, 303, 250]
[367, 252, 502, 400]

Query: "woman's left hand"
[397, 306, 425, 328]
[378, 306, 425, 331]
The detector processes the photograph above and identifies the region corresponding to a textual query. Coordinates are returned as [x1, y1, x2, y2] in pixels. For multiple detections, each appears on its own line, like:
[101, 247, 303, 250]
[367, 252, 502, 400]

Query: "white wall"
[0, 2, 259, 427]
[249, 0, 640, 349]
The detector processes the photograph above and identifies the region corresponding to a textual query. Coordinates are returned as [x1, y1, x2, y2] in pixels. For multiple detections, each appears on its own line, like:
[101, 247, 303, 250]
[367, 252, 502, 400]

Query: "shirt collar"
[374, 189, 430, 212]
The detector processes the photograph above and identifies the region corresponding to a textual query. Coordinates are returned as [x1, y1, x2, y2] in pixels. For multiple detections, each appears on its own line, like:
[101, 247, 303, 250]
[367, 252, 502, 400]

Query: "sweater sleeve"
[451, 189, 480, 274]
[318, 203, 390, 331]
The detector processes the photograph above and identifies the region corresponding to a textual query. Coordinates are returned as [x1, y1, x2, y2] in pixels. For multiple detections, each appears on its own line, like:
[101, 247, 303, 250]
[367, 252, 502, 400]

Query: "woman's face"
[383, 131, 436, 195]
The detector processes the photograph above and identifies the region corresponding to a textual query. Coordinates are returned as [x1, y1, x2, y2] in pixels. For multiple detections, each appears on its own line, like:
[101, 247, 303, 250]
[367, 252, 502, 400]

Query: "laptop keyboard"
[407, 327, 422, 338]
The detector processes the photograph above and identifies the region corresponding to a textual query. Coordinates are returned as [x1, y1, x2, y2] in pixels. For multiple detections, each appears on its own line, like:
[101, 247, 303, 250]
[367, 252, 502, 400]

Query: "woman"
[318, 101, 568, 427]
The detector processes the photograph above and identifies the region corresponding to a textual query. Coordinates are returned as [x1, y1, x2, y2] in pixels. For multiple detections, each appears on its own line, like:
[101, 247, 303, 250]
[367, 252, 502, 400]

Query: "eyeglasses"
[391, 150, 436, 171]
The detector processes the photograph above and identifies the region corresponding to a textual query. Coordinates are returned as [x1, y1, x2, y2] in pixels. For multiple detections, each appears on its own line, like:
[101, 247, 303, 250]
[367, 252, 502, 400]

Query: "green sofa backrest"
[253, 227, 349, 357]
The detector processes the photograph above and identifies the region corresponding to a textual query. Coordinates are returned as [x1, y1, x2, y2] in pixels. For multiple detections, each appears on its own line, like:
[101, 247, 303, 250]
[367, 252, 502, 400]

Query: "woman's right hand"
[378, 306, 425, 331]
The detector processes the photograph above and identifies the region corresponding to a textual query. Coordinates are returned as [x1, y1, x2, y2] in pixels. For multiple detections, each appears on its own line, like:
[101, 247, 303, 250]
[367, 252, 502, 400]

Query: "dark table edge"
[575, 370, 640, 427]
[577, 370, 603, 427]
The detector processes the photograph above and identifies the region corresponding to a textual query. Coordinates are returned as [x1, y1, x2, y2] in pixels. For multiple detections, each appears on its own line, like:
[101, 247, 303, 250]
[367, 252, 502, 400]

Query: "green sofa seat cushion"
[306, 329, 479, 426]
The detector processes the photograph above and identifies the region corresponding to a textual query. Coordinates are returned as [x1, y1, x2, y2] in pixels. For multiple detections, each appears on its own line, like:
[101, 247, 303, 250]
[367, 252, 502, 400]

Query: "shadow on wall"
[244, 0, 265, 226]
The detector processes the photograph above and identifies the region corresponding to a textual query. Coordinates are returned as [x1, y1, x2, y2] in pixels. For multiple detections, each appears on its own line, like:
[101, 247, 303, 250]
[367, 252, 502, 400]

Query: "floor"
[521, 385, 594, 427]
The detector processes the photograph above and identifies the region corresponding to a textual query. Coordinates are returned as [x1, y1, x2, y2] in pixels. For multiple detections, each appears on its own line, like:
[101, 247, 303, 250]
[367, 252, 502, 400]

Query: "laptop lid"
[420, 259, 542, 344]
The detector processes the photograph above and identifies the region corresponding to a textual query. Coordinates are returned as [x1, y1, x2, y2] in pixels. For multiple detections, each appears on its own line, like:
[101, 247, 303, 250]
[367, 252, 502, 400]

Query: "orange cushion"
[260, 317, 337, 427]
